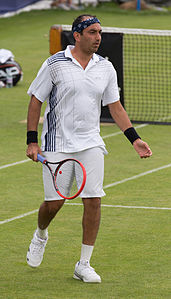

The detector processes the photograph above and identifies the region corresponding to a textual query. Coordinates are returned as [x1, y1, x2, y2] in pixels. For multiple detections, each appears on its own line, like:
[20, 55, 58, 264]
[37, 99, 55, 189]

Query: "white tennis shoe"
[26, 231, 48, 267]
[73, 261, 101, 283]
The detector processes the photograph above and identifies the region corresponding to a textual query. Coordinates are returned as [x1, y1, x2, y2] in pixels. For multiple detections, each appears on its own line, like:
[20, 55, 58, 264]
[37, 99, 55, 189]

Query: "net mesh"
[123, 31, 171, 124]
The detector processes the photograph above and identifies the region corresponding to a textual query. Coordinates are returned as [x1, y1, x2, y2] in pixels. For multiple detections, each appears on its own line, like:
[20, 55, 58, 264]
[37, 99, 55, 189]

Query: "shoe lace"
[80, 262, 95, 274]
[31, 239, 46, 255]
[85, 265, 95, 273]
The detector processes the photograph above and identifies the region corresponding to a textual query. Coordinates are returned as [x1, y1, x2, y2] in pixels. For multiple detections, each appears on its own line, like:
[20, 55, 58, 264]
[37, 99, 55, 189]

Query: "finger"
[36, 149, 42, 161]
[26, 151, 32, 159]
[139, 149, 152, 158]
[140, 152, 152, 158]
[33, 152, 39, 162]
[145, 145, 152, 155]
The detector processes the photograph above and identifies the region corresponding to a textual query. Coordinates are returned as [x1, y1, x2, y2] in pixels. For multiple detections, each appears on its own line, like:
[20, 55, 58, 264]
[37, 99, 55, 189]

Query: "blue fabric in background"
[0, 0, 40, 14]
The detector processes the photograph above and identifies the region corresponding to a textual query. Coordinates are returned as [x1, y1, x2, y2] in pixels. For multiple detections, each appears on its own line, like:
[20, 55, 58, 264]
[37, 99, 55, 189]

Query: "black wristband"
[124, 127, 141, 144]
[27, 131, 38, 145]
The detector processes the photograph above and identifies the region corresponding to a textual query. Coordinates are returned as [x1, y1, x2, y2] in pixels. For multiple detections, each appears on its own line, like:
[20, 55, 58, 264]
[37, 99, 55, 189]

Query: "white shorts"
[42, 147, 106, 201]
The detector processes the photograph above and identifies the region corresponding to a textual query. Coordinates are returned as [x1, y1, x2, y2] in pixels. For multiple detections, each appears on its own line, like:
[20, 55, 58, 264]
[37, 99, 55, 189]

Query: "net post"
[49, 25, 62, 55]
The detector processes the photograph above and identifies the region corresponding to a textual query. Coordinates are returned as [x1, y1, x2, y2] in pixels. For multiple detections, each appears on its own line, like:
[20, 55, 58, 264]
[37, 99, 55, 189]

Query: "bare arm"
[108, 101, 152, 158]
[27, 95, 42, 131]
[26, 95, 42, 161]
[108, 101, 132, 132]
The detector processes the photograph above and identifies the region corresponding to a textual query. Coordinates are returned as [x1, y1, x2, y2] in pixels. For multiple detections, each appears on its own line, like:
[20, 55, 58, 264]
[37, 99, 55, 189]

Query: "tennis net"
[100, 27, 171, 124]
[122, 28, 171, 124]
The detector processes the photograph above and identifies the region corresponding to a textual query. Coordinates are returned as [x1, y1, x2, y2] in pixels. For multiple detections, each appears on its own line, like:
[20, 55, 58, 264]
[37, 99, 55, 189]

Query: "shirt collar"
[64, 45, 100, 63]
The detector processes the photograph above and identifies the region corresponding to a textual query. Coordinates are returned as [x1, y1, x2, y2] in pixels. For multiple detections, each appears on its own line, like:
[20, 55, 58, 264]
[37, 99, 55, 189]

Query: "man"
[26, 14, 152, 283]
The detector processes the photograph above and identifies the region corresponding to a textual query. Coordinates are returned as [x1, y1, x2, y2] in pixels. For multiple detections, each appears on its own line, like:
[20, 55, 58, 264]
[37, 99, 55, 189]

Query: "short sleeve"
[27, 60, 53, 103]
[102, 63, 120, 106]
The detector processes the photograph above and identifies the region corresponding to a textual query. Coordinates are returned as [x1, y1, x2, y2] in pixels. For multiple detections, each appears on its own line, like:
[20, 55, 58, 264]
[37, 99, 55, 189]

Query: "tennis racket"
[37, 154, 86, 200]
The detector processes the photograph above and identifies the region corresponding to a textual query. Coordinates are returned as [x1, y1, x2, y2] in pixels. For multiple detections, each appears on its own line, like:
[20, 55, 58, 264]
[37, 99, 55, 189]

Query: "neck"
[71, 47, 93, 70]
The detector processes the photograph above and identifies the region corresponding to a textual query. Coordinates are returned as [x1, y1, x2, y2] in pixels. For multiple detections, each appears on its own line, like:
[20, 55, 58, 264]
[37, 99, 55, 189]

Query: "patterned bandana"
[72, 17, 101, 34]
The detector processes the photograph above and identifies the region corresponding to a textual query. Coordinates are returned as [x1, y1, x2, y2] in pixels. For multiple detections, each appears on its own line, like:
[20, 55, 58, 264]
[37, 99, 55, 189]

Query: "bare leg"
[82, 198, 101, 245]
[38, 200, 65, 230]
[73, 198, 101, 282]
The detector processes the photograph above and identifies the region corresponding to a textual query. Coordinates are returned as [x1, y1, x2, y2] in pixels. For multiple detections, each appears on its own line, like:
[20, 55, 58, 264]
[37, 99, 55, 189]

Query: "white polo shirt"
[27, 45, 119, 153]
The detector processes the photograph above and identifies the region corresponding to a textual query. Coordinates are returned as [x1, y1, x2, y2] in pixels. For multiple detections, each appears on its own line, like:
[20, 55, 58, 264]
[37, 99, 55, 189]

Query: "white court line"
[102, 123, 148, 139]
[1, 199, 171, 225]
[0, 209, 38, 225]
[104, 163, 171, 189]
[0, 124, 147, 171]
[65, 203, 171, 210]
[0, 159, 30, 170]
[1, 162, 171, 225]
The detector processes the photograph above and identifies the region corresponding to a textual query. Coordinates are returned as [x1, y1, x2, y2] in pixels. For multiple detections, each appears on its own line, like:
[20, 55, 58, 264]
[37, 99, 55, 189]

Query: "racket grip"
[37, 154, 46, 164]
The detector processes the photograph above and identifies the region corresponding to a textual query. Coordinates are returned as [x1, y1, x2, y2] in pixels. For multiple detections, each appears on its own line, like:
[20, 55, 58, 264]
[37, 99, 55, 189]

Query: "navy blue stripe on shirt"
[45, 84, 58, 151]
[47, 52, 71, 66]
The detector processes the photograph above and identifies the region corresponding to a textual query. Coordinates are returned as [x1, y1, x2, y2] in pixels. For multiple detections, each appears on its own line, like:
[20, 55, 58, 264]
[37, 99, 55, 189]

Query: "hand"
[26, 143, 42, 162]
[133, 139, 152, 159]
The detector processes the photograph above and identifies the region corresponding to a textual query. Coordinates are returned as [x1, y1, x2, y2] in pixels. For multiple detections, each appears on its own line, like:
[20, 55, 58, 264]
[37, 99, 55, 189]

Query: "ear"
[73, 31, 81, 42]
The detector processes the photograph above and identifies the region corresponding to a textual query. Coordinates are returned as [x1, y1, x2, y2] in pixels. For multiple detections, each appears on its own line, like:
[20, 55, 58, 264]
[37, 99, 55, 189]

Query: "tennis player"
[26, 14, 152, 283]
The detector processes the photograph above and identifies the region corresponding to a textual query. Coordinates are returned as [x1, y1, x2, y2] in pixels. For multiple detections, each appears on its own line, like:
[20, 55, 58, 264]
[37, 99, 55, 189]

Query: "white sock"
[36, 226, 48, 240]
[80, 244, 94, 263]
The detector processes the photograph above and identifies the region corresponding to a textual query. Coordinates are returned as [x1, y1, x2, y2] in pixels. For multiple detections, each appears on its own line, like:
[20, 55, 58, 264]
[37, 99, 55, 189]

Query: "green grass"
[0, 5, 171, 299]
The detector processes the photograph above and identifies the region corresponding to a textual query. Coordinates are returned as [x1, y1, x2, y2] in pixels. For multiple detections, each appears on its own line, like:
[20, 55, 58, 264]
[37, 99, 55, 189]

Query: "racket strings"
[55, 160, 84, 198]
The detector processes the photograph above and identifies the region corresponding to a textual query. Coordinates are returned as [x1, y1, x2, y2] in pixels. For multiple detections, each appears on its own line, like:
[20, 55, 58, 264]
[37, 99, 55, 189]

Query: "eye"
[89, 30, 102, 35]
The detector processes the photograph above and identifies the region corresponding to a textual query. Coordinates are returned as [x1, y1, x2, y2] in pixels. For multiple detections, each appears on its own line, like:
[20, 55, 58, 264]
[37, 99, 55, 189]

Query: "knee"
[45, 200, 64, 216]
[83, 197, 101, 211]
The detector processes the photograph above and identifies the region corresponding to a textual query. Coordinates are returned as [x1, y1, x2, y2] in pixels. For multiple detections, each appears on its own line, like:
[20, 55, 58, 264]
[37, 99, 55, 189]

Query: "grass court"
[0, 4, 171, 298]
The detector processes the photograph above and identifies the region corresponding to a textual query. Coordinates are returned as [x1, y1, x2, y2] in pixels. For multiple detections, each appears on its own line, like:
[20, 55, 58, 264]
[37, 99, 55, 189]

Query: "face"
[74, 19, 102, 55]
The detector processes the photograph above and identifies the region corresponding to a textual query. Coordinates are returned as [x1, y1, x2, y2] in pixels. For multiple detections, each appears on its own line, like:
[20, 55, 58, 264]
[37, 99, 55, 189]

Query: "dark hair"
[72, 14, 96, 35]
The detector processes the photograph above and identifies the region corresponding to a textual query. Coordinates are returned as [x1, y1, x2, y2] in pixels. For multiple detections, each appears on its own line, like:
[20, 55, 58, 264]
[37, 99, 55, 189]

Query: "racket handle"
[37, 154, 47, 164]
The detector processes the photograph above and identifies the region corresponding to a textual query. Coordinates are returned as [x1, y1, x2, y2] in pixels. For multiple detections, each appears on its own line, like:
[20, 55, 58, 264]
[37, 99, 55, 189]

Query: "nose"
[96, 32, 101, 41]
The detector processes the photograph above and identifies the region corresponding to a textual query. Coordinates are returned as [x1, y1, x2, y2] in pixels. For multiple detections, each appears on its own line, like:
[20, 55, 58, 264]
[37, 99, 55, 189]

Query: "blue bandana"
[72, 17, 101, 34]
